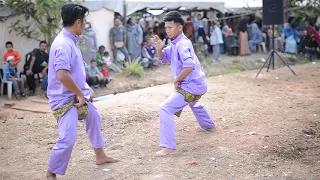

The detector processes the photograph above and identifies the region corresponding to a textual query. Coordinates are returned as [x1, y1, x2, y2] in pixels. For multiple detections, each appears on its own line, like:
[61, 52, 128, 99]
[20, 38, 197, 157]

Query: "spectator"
[126, 17, 143, 61]
[102, 52, 122, 72]
[141, 39, 160, 68]
[5, 56, 26, 99]
[305, 34, 319, 61]
[238, 16, 251, 56]
[81, 21, 97, 65]
[24, 41, 49, 96]
[3, 41, 21, 67]
[248, 23, 263, 53]
[86, 60, 107, 87]
[96, 45, 105, 69]
[305, 21, 320, 46]
[210, 24, 223, 62]
[109, 18, 130, 67]
[294, 26, 304, 44]
[100, 63, 113, 84]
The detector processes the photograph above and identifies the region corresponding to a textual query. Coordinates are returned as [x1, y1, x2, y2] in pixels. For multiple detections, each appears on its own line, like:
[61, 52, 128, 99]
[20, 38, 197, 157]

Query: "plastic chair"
[0, 67, 13, 99]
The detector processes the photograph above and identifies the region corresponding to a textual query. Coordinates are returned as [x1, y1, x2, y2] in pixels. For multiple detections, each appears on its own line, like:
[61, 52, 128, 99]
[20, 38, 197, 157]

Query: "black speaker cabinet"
[263, 0, 285, 25]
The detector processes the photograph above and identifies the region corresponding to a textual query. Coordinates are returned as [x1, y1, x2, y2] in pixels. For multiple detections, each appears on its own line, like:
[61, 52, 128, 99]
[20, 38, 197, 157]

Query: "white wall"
[0, 16, 40, 71]
[87, 8, 115, 55]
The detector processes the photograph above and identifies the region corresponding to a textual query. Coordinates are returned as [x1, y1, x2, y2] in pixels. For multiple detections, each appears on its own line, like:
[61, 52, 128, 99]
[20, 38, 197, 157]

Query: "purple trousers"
[159, 92, 215, 149]
[48, 102, 104, 175]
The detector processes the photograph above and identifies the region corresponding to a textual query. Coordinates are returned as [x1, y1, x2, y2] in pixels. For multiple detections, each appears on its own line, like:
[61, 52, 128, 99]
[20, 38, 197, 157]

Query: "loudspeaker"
[263, 0, 285, 25]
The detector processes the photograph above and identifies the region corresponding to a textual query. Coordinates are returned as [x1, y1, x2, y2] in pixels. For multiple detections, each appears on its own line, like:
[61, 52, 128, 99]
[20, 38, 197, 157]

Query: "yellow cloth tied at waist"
[53, 99, 89, 121]
[175, 88, 202, 117]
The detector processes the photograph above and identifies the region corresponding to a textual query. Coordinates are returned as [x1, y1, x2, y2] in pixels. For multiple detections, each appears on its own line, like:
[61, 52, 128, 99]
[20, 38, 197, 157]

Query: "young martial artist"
[46, 4, 118, 179]
[154, 11, 215, 156]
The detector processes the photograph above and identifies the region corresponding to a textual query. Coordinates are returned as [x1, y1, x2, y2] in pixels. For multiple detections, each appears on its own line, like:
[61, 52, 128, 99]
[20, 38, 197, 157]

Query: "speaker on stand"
[256, 0, 297, 77]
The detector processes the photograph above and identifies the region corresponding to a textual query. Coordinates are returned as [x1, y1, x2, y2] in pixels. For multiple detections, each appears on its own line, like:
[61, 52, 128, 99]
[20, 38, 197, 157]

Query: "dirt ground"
[1, 60, 320, 179]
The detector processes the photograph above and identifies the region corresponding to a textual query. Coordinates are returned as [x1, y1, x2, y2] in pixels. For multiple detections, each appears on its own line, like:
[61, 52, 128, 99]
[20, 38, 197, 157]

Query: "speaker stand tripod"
[256, 25, 297, 78]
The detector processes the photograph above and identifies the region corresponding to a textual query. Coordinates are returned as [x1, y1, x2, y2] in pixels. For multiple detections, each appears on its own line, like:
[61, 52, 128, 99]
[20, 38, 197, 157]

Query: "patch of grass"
[123, 58, 144, 77]
[223, 65, 240, 74]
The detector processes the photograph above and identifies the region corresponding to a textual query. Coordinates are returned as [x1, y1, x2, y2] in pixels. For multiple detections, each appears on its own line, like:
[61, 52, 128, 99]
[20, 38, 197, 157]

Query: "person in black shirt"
[24, 41, 49, 95]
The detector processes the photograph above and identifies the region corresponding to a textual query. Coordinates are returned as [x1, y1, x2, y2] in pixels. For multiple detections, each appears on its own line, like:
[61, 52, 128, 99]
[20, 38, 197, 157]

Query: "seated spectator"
[141, 39, 160, 68]
[305, 34, 320, 61]
[248, 23, 263, 53]
[283, 24, 297, 54]
[102, 51, 122, 72]
[96, 45, 105, 69]
[23, 41, 49, 96]
[3, 41, 21, 67]
[100, 63, 113, 85]
[86, 60, 107, 87]
[5, 56, 26, 99]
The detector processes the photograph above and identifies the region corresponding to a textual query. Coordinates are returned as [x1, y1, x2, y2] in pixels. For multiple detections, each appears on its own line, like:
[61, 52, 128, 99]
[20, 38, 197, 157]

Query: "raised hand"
[154, 35, 166, 50]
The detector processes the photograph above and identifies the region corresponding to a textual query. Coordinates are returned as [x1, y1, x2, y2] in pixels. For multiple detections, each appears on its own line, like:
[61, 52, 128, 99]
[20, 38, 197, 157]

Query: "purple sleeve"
[161, 45, 172, 63]
[178, 43, 195, 69]
[53, 44, 72, 72]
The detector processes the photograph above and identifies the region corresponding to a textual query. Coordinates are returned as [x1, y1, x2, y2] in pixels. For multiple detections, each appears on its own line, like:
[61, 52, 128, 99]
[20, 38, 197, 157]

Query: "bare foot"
[200, 127, 215, 132]
[156, 148, 175, 156]
[96, 156, 119, 165]
[46, 171, 56, 180]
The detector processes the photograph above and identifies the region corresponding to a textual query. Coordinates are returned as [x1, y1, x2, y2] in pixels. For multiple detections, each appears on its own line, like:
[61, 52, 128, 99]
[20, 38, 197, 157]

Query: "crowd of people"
[2, 11, 320, 99]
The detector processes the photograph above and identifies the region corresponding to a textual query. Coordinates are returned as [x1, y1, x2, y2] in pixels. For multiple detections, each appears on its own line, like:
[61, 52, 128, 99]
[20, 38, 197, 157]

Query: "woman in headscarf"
[210, 23, 223, 62]
[80, 21, 97, 66]
[248, 23, 263, 53]
[283, 23, 297, 54]
[238, 16, 251, 55]
[126, 17, 143, 61]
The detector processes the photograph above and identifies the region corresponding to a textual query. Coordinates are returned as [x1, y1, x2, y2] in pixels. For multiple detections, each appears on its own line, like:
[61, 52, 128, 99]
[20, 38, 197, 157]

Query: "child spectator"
[96, 45, 105, 69]
[86, 60, 107, 87]
[100, 63, 113, 85]
[102, 51, 123, 72]
[5, 56, 26, 99]
[3, 41, 21, 67]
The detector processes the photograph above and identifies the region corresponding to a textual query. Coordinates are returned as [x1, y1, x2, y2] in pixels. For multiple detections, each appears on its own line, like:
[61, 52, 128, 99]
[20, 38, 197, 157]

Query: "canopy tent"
[83, 0, 124, 15]
[125, 0, 227, 15]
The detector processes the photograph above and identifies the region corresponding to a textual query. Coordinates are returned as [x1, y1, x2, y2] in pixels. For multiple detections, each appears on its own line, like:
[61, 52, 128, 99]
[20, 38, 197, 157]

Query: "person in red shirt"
[100, 63, 112, 86]
[3, 41, 21, 67]
[305, 21, 320, 46]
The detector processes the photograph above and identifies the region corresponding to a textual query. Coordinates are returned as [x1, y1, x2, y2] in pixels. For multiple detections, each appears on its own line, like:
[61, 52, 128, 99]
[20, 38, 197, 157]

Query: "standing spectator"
[5, 56, 26, 99]
[24, 41, 49, 96]
[126, 17, 143, 61]
[185, 17, 194, 41]
[294, 26, 304, 45]
[196, 14, 209, 45]
[248, 23, 263, 53]
[210, 24, 223, 62]
[3, 41, 21, 67]
[141, 39, 160, 68]
[147, 14, 158, 29]
[139, 14, 149, 32]
[238, 16, 251, 56]
[80, 21, 97, 66]
[109, 18, 130, 67]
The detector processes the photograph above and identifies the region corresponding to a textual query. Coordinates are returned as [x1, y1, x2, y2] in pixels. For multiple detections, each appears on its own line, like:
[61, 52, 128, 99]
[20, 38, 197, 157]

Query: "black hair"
[5, 41, 13, 47]
[91, 59, 96, 63]
[99, 45, 105, 50]
[61, 4, 89, 27]
[39, 40, 47, 45]
[163, 11, 185, 26]
[104, 51, 109, 56]
[127, 18, 132, 25]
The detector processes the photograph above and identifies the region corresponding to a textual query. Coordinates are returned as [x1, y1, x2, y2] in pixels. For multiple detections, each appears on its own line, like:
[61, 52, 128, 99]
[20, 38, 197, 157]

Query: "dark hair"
[5, 41, 13, 47]
[99, 45, 105, 50]
[91, 59, 96, 63]
[163, 11, 185, 26]
[104, 52, 109, 56]
[39, 40, 47, 45]
[61, 4, 89, 27]
[127, 18, 132, 25]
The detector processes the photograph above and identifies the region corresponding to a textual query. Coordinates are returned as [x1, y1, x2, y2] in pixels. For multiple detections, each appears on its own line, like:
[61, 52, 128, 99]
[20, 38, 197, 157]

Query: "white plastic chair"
[1, 67, 13, 99]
